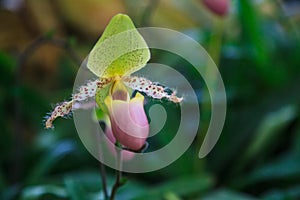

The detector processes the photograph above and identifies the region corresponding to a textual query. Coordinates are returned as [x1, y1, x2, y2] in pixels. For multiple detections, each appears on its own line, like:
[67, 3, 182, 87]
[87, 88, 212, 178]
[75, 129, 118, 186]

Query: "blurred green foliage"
[0, 0, 300, 199]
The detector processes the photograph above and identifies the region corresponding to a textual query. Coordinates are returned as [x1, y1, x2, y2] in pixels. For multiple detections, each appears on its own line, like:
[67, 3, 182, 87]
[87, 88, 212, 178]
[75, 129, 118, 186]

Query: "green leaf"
[240, 105, 297, 166]
[131, 174, 214, 200]
[163, 192, 182, 200]
[237, 0, 275, 84]
[87, 13, 150, 78]
[64, 177, 87, 200]
[202, 189, 257, 200]
[262, 185, 300, 200]
[26, 140, 77, 184]
[0, 51, 16, 74]
[21, 185, 68, 200]
[234, 153, 300, 189]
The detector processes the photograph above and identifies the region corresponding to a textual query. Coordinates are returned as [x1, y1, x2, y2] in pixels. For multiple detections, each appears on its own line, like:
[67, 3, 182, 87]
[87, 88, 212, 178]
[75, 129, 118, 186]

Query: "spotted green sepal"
[95, 82, 112, 114]
[87, 13, 150, 78]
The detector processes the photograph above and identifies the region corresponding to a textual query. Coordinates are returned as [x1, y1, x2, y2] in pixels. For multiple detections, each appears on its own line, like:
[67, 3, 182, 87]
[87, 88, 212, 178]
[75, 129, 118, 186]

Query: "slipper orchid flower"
[45, 14, 182, 150]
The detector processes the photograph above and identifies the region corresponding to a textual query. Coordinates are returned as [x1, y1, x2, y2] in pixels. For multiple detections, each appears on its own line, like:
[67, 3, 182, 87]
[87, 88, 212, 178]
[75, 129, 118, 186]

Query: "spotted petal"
[45, 78, 112, 129]
[122, 76, 183, 103]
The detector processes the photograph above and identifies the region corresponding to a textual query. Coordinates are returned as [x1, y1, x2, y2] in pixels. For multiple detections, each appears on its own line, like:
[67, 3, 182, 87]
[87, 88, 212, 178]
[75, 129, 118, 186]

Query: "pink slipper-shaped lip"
[105, 81, 149, 151]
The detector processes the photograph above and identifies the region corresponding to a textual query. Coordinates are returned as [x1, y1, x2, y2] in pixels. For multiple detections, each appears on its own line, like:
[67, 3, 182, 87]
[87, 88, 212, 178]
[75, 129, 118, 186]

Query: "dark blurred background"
[1, 0, 300, 199]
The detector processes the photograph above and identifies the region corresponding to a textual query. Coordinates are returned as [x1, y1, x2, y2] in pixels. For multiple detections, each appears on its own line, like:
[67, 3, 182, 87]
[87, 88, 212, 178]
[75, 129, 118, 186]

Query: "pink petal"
[104, 122, 135, 161]
[129, 98, 149, 127]
[106, 93, 149, 150]
[202, 0, 230, 17]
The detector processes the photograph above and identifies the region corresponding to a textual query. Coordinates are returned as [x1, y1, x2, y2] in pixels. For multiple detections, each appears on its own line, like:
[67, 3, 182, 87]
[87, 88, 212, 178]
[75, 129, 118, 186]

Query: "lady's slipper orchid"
[45, 14, 182, 151]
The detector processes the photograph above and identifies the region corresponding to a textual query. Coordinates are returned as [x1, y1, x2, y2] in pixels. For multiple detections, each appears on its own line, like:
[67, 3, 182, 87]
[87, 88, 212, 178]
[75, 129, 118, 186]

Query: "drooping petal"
[45, 101, 73, 129]
[45, 78, 112, 129]
[122, 76, 183, 103]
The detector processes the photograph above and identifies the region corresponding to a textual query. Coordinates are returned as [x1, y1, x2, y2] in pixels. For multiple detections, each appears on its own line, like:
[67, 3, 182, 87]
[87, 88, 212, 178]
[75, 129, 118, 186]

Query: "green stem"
[97, 121, 109, 200]
[208, 19, 224, 67]
[139, 0, 160, 26]
[202, 18, 224, 115]
[100, 162, 109, 200]
[109, 144, 123, 200]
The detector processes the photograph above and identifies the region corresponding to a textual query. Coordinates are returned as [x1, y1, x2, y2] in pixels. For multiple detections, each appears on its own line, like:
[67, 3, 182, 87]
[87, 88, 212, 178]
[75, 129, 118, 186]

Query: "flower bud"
[202, 0, 230, 17]
[105, 81, 149, 151]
